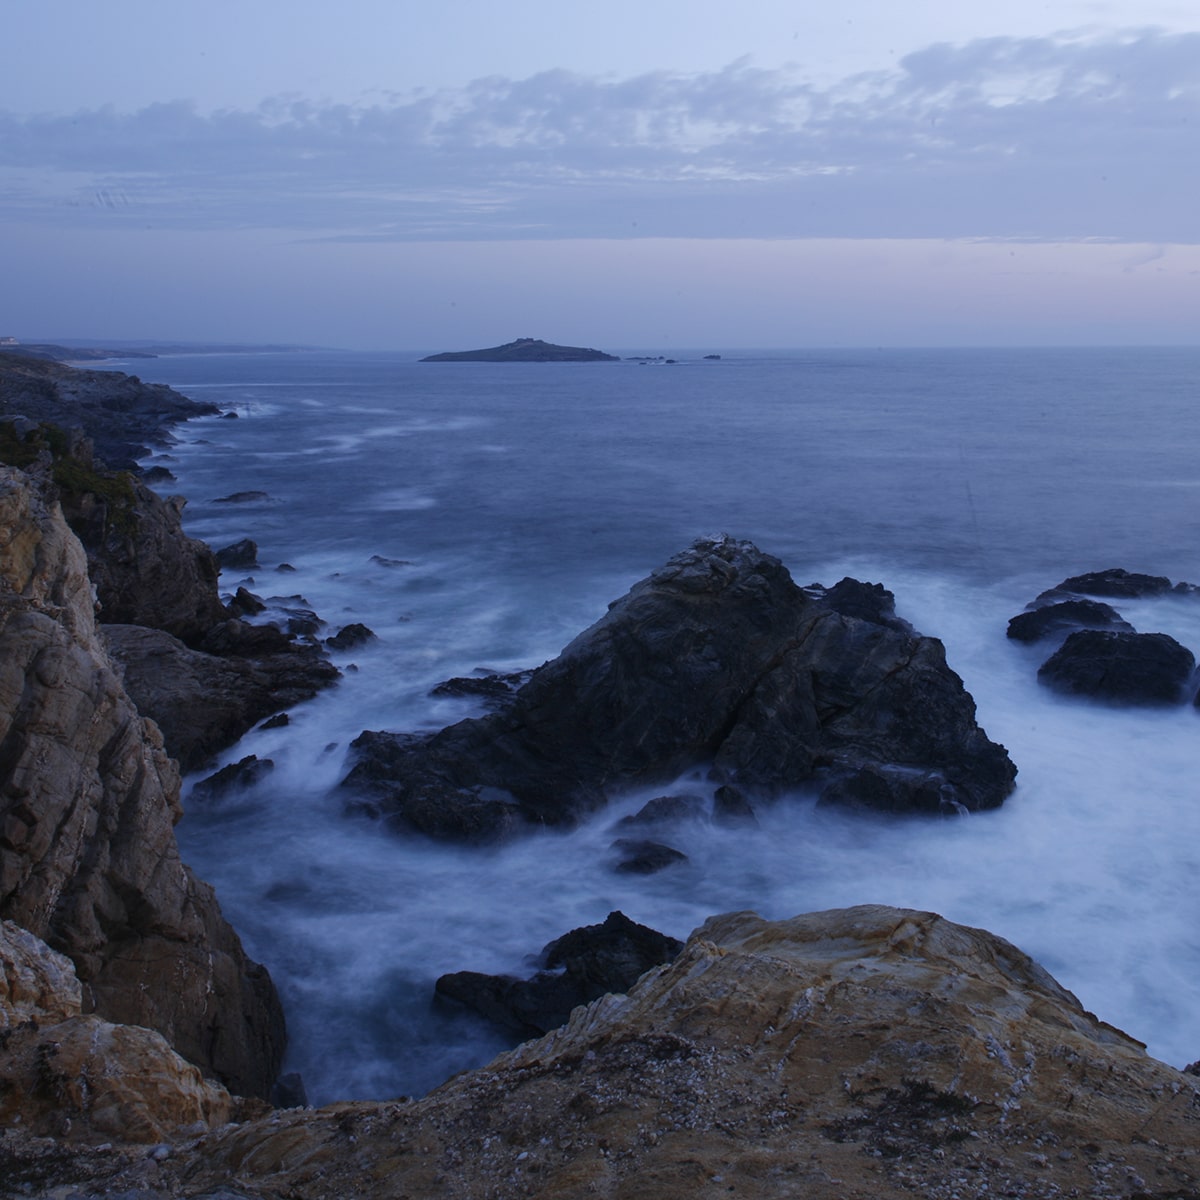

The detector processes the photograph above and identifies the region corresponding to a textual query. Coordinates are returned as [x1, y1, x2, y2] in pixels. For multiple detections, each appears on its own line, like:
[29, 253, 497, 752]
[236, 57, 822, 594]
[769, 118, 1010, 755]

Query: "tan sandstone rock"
[37, 904, 1192, 1200]
[0, 466, 283, 1099]
[0, 921, 232, 1143]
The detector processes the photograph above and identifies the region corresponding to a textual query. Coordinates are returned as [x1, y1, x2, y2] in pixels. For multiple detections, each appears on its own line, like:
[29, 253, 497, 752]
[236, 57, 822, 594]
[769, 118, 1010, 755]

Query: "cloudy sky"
[3, 0, 1198, 350]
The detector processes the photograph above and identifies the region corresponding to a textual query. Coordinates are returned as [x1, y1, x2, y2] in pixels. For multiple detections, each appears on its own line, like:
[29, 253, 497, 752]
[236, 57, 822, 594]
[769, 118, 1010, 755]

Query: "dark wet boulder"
[615, 793, 708, 829]
[191, 755, 275, 802]
[1007, 599, 1134, 645]
[1038, 630, 1195, 704]
[230, 586, 266, 617]
[430, 669, 534, 708]
[215, 538, 259, 569]
[712, 783, 758, 826]
[341, 537, 1015, 841]
[434, 911, 683, 1038]
[325, 622, 377, 651]
[213, 490, 269, 504]
[611, 839, 688, 874]
[1044, 568, 1175, 600]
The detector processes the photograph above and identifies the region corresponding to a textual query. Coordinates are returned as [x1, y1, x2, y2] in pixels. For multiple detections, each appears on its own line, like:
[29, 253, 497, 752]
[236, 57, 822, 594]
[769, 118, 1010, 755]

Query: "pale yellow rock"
[49, 904, 1194, 1200]
[0, 921, 232, 1143]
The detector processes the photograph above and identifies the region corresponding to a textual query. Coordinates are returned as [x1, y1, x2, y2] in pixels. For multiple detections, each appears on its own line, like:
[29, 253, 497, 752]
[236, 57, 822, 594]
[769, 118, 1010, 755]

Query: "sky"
[2, 0, 1199, 350]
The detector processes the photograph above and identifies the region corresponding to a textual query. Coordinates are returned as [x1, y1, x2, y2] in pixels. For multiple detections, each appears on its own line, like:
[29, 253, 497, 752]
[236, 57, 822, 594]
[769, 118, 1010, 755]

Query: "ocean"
[121, 346, 1200, 1104]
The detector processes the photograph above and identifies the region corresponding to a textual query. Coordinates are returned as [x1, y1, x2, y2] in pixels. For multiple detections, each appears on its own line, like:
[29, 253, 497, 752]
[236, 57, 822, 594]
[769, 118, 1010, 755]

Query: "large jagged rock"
[104, 623, 340, 773]
[0, 921, 234, 1143]
[0, 466, 284, 1098]
[52, 904, 1199, 1200]
[342, 537, 1015, 840]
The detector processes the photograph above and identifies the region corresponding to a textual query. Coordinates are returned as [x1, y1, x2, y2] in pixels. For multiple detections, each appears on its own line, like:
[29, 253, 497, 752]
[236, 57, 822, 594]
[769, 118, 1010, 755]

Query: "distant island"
[420, 337, 619, 363]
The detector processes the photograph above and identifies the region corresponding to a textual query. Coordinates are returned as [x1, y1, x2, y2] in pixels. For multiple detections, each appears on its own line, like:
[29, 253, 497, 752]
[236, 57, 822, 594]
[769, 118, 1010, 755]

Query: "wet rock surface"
[1038, 629, 1196, 704]
[342, 537, 1016, 841]
[1006, 598, 1134, 644]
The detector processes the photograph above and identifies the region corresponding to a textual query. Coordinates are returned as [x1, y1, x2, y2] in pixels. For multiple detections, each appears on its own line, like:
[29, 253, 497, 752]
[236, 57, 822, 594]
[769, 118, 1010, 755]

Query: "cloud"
[1, 29, 1197, 242]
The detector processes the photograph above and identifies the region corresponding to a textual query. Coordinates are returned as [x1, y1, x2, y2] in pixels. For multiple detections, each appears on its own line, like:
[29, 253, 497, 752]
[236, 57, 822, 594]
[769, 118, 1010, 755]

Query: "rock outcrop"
[0, 466, 284, 1098]
[104, 623, 339, 773]
[342, 537, 1015, 841]
[0, 350, 218, 469]
[26, 904, 1199, 1199]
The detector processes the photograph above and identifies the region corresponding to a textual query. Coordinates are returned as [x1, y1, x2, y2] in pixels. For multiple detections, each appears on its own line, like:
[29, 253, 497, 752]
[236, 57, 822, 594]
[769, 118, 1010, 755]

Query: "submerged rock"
[342, 537, 1015, 841]
[1038, 629, 1195, 704]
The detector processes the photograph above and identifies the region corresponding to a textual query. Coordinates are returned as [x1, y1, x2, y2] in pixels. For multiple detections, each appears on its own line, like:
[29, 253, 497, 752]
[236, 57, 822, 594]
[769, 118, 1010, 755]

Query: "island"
[420, 337, 619, 362]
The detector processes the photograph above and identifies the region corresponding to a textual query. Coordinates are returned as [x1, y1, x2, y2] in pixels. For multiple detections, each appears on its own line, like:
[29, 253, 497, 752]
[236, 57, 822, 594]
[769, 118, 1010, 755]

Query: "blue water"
[120, 346, 1200, 1102]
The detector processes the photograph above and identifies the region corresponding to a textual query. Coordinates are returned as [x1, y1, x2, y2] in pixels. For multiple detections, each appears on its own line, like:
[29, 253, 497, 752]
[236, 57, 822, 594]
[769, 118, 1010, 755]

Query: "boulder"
[1048, 567, 1176, 599]
[215, 537, 259, 568]
[341, 537, 1015, 840]
[435, 911, 684, 1037]
[0, 467, 284, 1098]
[325, 621, 377, 651]
[118, 905, 1200, 1200]
[614, 793, 708, 829]
[191, 754, 276, 802]
[1038, 629, 1195, 704]
[1007, 598, 1134, 644]
[104, 623, 339, 773]
[611, 838, 688, 874]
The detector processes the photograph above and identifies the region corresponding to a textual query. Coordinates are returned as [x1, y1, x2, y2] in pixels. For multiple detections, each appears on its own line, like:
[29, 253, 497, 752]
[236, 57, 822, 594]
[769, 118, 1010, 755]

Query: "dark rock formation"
[1038, 630, 1195, 704]
[191, 755, 276, 802]
[434, 911, 683, 1037]
[341, 537, 1015, 841]
[614, 793, 708, 829]
[1048, 567, 1177, 599]
[104, 623, 340, 773]
[214, 490, 270, 503]
[1007, 598, 1134, 644]
[216, 538, 259, 568]
[0, 467, 284, 1098]
[325, 622, 377, 651]
[611, 838, 688, 874]
[420, 337, 619, 363]
[0, 350, 217, 469]
[430, 668, 533, 708]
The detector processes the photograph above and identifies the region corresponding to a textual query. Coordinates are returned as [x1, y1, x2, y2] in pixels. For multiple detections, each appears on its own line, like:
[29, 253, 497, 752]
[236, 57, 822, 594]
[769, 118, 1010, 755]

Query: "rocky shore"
[2, 356, 1199, 1197]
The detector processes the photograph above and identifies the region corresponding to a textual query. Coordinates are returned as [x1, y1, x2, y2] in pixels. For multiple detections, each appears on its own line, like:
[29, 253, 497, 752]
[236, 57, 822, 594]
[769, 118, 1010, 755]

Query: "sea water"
[122, 346, 1200, 1104]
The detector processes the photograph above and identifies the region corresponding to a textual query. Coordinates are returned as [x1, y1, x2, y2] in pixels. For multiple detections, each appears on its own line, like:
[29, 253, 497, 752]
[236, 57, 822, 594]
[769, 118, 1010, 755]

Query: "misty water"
[129, 346, 1200, 1105]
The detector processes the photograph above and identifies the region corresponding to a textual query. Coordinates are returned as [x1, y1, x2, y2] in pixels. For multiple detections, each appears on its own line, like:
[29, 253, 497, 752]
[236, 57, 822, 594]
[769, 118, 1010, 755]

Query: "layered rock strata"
[0, 466, 284, 1098]
[22, 904, 1198, 1199]
[343, 536, 1016, 840]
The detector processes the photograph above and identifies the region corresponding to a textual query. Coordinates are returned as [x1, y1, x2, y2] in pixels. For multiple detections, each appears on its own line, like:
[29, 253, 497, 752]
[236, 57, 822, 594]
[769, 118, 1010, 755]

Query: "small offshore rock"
[230, 586, 266, 616]
[1008, 599, 1134, 644]
[191, 755, 276, 802]
[369, 554, 411, 568]
[615, 794, 708, 829]
[611, 838, 688, 874]
[1044, 567, 1176, 600]
[1038, 630, 1196, 704]
[142, 465, 176, 484]
[259, 713, 289, 730]
[712, 784, 757, 826]
[213, 490, 268, 504]
[325, 622, 377, 651]
[215, 538, 259, 569]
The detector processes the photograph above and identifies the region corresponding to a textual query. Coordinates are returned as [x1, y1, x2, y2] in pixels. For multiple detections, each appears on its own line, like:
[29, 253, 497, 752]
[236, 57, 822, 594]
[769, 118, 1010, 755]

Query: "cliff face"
[17, 904, 1197, 1198]
[0, 466, 284, 1099]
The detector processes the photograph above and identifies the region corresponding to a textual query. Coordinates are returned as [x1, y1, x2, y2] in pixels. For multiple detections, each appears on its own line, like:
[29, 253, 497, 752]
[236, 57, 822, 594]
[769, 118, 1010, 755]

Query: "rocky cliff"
[0, 465, 284, 1098]
[7, 905, 1198, 1198]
